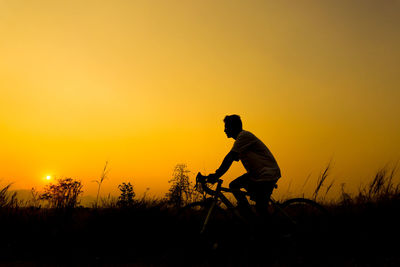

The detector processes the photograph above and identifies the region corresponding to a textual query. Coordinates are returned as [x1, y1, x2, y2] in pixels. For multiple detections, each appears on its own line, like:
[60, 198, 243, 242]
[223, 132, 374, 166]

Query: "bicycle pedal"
[212, 242, 219, 250]
[280, 233, 292, 239]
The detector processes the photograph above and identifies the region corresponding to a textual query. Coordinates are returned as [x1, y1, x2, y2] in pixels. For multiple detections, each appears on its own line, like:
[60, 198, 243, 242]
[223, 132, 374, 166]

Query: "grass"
[0, 183, 18, 208]
[1, 167, 400, 266]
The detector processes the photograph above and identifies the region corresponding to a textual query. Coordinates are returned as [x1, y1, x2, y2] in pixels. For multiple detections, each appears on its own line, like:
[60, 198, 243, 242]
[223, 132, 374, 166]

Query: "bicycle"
[178, 172, 328, 246]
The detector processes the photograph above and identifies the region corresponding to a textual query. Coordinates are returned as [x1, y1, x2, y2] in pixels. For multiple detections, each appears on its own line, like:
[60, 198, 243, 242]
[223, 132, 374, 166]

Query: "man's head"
[223, 114, 243, 139]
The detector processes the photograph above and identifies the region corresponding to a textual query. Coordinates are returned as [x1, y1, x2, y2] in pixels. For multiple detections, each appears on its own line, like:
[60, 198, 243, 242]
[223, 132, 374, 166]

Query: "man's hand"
[206, 173, 219, 184]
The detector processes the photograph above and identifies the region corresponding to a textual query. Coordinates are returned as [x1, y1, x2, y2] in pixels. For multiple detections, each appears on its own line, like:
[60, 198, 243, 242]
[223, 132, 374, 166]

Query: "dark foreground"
[1, 200, 400, 267]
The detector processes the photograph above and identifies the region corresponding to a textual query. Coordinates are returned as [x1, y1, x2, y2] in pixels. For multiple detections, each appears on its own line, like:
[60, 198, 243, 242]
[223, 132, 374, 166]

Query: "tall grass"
[345, 164, 400, 205]
[97, 192, 167, 209]
[93, 161, 109, 208]
[300, 162, 399, 206]
[0, 183, 18, 208]
[99, 194, 118, 208]
[312, 161, 334, 201]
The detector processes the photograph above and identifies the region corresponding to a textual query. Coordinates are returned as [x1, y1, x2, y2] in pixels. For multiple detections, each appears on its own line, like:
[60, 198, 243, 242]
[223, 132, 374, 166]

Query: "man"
[205, 115, 281, 216]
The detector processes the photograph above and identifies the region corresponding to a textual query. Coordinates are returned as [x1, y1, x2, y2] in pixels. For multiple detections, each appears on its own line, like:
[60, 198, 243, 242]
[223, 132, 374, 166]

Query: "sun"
[46, 175, 51, 181]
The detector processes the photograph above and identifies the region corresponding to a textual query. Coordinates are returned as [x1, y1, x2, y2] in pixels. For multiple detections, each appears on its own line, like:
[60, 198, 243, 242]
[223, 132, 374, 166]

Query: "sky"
[1, 0, 399, 200]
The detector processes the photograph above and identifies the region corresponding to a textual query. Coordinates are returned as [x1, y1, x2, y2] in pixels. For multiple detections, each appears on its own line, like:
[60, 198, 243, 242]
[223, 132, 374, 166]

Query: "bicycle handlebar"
[195, 172, 223, 196]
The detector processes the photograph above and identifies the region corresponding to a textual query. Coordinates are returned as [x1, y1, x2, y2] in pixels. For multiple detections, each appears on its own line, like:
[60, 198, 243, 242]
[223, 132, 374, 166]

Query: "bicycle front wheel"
[179, 200, 229, 233]
[177, 200, 230, 251]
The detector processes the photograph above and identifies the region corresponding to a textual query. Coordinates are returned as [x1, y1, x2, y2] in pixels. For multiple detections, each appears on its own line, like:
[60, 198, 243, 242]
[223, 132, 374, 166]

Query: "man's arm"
[207, 151, 239, 183]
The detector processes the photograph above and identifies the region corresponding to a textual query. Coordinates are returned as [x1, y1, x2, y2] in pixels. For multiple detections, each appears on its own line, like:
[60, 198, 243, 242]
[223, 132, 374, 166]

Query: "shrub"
[166, 164, 202, 208]
[117, 182, 135, 208]
[40, 178, 83, 208]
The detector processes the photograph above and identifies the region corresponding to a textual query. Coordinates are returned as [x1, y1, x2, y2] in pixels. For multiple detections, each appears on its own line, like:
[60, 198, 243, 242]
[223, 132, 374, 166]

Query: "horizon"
[1, 0, 399, 200]
[6, 161, 400, 204]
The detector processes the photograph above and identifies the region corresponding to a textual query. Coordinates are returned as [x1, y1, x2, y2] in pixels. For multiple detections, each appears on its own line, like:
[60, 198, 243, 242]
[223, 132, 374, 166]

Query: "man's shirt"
[231, 130, 281, 182]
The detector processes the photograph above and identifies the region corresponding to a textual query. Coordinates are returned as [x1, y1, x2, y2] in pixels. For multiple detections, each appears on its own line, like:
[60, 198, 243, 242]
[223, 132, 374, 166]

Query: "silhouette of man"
[205, 115, 281, 217]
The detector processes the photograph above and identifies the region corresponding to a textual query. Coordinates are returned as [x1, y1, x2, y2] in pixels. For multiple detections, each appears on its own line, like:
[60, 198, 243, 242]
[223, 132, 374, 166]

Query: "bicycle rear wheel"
[274, 198, 328, 239]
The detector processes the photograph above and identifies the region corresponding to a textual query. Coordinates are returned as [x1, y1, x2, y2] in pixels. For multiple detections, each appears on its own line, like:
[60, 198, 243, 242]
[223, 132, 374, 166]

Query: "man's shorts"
[229, 173, 278, 201]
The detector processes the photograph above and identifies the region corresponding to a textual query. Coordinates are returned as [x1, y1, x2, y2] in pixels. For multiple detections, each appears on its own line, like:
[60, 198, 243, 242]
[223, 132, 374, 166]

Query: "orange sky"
[1, 0, 399, 200]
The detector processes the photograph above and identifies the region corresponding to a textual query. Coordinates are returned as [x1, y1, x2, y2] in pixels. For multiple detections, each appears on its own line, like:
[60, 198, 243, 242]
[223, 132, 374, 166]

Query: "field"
[1, 167, 400, 266]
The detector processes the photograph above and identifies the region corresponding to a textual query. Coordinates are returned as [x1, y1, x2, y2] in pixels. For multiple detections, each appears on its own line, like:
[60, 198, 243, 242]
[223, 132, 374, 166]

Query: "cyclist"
[203, 115, 281, 218]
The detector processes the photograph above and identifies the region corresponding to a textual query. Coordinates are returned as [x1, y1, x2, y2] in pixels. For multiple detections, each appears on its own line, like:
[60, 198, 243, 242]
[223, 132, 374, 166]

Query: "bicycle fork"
[200, 180, 223, 235]
[200, 181, 251, 235]
[200, 199, 217, 235]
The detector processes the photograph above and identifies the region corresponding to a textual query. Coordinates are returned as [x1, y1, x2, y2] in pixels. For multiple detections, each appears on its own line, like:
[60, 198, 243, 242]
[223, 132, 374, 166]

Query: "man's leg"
[229, 173, 250, 206]
[250, 180, 276, 220]
[229, 174, 255, 220]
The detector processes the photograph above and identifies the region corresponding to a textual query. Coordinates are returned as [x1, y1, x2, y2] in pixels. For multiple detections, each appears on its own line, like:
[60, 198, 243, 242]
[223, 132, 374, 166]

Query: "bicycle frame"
[196, 173, 296, 234]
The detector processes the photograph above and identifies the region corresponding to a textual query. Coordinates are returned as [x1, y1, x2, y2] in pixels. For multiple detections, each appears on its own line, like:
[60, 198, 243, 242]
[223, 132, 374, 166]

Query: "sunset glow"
[1, 0, 399, 200]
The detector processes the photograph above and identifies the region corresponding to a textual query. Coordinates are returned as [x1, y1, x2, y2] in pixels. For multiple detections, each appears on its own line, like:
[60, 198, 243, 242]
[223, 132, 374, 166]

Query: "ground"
[1, 198, 400, 266]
